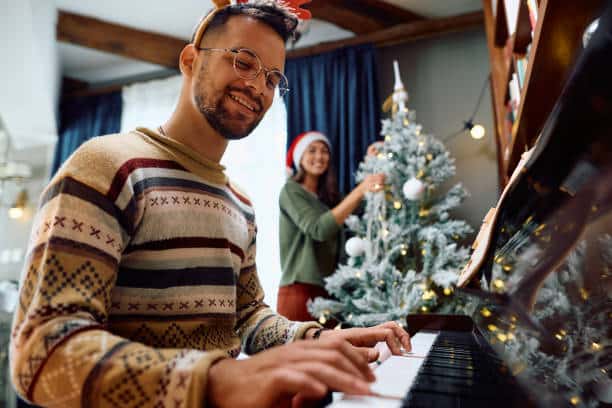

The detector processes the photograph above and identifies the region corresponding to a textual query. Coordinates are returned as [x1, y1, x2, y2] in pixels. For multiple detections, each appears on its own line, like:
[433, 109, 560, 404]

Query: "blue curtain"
[51, 91, 123, 176]
[285, 44, 381, 196]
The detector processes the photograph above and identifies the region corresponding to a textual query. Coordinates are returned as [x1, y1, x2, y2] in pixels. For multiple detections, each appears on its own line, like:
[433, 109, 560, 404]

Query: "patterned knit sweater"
[10, 128, 320, 407]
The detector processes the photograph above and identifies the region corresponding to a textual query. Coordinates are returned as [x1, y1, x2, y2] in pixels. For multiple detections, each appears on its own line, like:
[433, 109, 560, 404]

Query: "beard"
[194, 64, 264, 141]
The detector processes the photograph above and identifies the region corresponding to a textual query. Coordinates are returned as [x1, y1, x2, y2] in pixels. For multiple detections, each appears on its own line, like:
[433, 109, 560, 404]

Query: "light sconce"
[8, 189, 28, 219]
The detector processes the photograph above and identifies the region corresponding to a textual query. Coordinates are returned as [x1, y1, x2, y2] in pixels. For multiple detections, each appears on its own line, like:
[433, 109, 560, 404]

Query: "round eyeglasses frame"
[197, 47, 290, 97]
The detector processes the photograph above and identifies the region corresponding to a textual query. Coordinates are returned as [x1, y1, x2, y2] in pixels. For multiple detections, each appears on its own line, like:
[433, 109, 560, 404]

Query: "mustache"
[227, 86, 264, 113]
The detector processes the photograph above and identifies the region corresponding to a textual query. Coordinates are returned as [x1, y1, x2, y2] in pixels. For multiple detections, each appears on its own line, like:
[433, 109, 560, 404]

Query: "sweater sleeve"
[279, 182, 340, 242]
[10, 141, 227, 407]
[234, 223, 320, 354]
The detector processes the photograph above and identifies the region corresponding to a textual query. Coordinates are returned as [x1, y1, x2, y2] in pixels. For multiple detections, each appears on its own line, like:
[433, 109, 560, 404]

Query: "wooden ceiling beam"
[57, 10, 186, 69]
[287, 11, 484, 59]
[57, 9, 483, 98]
[306, 0, 424, 34]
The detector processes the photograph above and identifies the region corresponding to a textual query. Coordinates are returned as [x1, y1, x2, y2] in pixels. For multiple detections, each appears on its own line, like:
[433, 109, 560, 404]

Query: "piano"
[332, 1, 612, 407]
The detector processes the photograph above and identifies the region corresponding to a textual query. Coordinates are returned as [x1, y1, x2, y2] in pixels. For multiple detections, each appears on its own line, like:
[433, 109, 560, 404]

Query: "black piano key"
[403, 330, 532, 407]
[403, 390, 525, 408]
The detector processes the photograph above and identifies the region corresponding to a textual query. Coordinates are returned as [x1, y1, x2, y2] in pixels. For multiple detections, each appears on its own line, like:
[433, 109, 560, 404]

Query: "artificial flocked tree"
[309, 61, 474, 327]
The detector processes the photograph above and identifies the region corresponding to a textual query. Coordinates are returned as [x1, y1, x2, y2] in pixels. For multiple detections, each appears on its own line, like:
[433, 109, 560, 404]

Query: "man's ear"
[179, 44, 198, 77]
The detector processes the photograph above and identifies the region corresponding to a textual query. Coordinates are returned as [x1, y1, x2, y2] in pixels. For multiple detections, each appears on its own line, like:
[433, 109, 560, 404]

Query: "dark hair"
[292, 164, 341, 208]
[192, 1, 299, 45]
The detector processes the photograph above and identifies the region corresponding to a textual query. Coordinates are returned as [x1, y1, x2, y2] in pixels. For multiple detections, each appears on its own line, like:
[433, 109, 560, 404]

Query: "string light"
[480, 308, 492, 317]
[443, 73, 490, 142]
[422, 290, 436, 300]
[492, 279, 505, 290]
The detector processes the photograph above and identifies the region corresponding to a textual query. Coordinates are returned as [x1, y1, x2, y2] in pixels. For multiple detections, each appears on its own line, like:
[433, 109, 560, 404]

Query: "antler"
[283, 0, 312, 20]
[236, 0, 312, 20]
[212, 0, 231, 7]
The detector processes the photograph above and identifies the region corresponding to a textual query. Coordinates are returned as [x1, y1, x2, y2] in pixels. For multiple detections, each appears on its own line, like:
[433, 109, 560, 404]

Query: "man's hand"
[318, 321, 411, 362]
[206, 337, 375, 408]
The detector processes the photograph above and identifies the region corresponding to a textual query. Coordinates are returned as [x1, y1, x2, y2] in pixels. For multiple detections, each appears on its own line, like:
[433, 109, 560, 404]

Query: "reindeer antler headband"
[193, 0, 312, 47]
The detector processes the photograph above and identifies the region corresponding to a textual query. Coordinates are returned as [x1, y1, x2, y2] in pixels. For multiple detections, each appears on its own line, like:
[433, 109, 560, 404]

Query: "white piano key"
[331, 331, 439, 406]
[330, 395, 402, 408]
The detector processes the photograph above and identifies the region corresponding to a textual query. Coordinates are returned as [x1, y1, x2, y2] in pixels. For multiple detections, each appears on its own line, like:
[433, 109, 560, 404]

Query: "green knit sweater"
[279, 179, 342, 287]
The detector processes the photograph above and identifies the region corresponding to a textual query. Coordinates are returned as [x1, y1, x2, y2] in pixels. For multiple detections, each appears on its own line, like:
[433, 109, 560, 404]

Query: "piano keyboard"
[331, 330, 531, 407]
[330, 331, 438, 407]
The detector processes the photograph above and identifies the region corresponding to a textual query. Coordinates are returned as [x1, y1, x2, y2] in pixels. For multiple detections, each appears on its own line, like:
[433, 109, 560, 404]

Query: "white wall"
[0, 0, 59, 149]
[377, 28, 499, 231]
[0, 145, 54, 281]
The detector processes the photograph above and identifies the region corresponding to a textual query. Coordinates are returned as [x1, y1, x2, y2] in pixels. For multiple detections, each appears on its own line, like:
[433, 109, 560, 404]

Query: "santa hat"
[286, 131, 331, 176]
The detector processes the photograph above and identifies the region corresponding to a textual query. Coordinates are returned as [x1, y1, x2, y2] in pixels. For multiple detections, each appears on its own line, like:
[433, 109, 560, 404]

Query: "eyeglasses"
[198, 47, 290, 97]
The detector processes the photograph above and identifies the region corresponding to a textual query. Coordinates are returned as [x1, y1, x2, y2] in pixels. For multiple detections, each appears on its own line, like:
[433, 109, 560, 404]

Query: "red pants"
[277, 283, 329, 322]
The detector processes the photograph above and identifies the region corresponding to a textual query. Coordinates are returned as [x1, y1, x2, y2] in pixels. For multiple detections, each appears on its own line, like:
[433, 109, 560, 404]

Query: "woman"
[277, 131, 384, 321]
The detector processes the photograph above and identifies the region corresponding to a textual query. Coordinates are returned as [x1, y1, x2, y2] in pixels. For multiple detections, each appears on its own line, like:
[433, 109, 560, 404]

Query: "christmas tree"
[309, 61, 474, 327]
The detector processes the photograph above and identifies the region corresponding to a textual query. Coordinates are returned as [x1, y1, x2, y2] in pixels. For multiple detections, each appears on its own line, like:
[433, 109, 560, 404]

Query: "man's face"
[193, 16, 286, 140]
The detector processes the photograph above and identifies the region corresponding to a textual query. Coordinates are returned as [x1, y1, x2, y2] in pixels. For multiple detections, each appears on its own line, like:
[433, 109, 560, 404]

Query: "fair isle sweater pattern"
[10, 128, 319, 407]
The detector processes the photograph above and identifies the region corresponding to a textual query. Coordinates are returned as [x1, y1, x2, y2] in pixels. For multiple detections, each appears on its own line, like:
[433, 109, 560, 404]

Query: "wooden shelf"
[483, 0, 606, 186]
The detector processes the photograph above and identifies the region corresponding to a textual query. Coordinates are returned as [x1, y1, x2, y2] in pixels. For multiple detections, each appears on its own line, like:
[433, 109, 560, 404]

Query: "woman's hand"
[366, 141, 384, 157]
[360, 173, 386, 193]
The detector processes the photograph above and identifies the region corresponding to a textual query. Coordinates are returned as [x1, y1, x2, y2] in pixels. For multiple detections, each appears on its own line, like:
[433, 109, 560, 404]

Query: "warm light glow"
[492, 279, 505, 290]
[422, 290, 436, 300]
[8, 207, 24, 219]
[8, 189, 28, 219]
[393, 201, 402, 209]
[470, 124, 485, 139]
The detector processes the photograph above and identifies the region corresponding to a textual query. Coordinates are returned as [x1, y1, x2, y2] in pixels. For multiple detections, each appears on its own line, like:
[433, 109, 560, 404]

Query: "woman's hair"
[292, 164, 340, 208]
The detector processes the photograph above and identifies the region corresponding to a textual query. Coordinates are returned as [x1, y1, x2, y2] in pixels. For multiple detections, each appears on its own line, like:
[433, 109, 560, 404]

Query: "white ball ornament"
[402, 177, 425, 201]
[345, 237, 366, 257]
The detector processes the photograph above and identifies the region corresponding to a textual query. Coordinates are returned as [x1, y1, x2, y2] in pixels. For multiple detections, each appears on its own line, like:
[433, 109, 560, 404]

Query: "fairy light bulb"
[470, 124, 485, 139]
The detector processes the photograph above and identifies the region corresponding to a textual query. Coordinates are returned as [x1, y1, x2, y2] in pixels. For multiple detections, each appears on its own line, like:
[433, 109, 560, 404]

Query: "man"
[10, 2, 410, 407]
